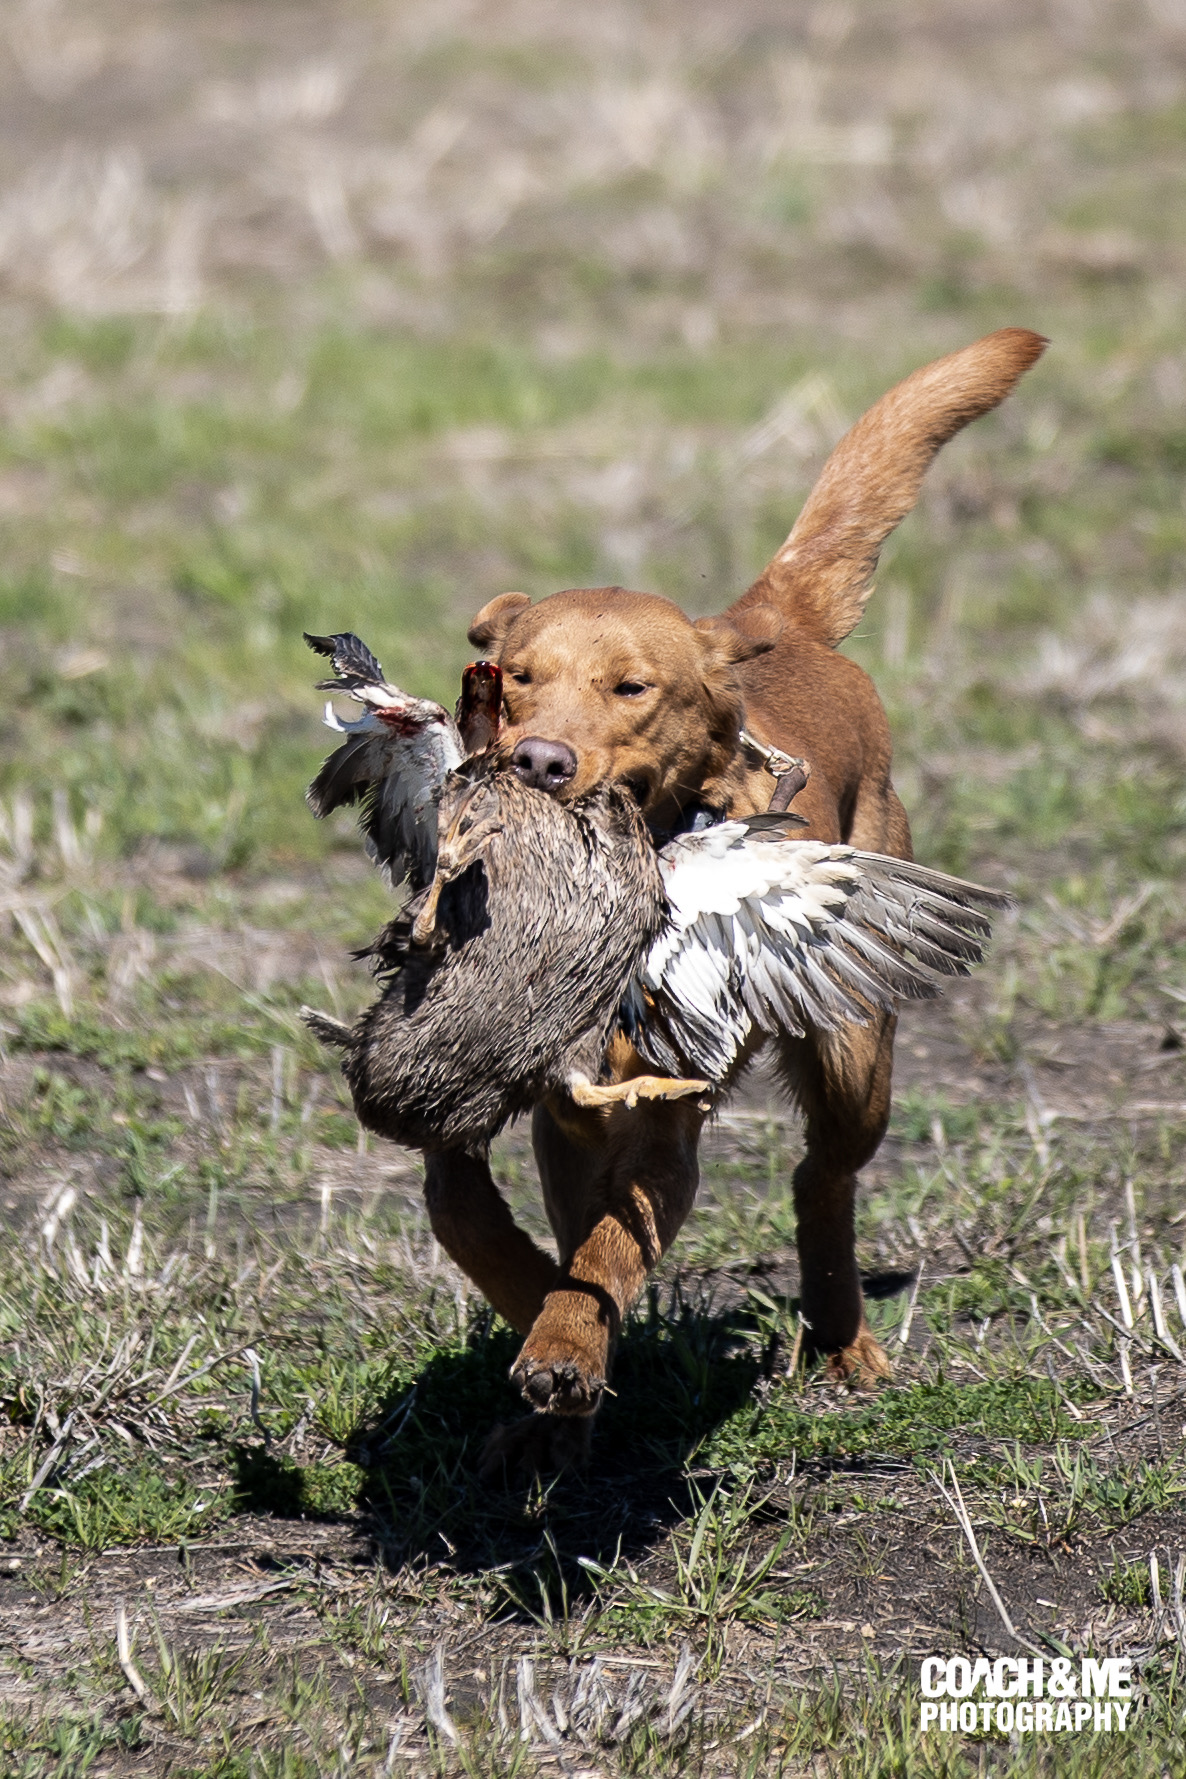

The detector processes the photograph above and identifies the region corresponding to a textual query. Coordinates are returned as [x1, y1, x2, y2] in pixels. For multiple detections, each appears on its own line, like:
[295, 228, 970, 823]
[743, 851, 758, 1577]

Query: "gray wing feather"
[306, 720, 458, 890]
[366, 739, 457, 890]
[306, 724, 385, 819]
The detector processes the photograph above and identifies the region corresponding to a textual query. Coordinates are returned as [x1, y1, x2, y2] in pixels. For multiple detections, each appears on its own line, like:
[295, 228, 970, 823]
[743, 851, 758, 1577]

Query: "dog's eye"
[613, 680, 649, 697]
[509, 671, 531, 685]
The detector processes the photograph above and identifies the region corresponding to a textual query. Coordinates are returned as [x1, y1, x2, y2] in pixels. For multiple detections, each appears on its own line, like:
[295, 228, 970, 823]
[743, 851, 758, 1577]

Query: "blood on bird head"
[457, 660, 504, 753]
[375, 708, 428, 736]
[462, 660, 501, 703]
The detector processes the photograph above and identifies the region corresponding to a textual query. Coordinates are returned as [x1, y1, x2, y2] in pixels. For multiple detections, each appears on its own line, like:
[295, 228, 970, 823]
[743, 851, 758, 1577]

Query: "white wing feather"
[627, 824, 1008, 1082]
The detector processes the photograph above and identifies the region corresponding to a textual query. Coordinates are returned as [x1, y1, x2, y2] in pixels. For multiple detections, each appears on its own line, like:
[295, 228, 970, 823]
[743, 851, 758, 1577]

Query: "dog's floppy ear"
[694, 603, 783, 663]
[468, 592, 530, 650]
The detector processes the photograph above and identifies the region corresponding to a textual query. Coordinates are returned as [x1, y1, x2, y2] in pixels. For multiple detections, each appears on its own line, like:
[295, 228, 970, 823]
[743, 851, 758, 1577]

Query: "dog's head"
[468, 587, 781, 825]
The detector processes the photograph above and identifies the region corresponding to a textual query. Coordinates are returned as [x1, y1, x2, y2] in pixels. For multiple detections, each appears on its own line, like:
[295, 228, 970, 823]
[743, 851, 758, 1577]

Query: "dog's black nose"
[511, 735, 578, 793]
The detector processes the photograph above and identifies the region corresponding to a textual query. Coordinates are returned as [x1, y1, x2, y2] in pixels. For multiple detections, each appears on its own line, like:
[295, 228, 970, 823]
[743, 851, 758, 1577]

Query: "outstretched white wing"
[622, 818, 1009, 1082]
[304, 632, 463, 891]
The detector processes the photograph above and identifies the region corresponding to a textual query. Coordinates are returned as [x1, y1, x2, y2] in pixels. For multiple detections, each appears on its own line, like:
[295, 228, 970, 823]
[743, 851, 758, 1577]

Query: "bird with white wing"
[302, 630, 1007, 1150]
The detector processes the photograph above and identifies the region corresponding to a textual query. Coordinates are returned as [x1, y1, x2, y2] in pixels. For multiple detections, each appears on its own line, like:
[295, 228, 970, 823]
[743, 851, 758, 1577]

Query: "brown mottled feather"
[335, 763, 665, 1152]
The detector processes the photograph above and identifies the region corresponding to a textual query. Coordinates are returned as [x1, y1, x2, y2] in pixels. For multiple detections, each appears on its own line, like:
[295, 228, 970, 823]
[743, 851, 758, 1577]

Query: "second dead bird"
[303, 631, 1009, 1154]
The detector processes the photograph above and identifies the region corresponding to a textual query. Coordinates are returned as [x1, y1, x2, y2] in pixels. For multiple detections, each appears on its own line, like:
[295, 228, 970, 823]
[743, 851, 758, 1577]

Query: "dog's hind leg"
[423, 1148, 559, 1335]
[777, 1012, 897, 1384]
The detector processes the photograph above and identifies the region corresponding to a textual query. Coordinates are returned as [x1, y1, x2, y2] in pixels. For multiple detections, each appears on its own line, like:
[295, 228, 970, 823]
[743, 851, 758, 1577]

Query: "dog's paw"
[823, 1325, 892, 1388]
[478, 1413, 592, 1484]
[511, 1349, 605, 1415]
[510, 1289, 613, 1415]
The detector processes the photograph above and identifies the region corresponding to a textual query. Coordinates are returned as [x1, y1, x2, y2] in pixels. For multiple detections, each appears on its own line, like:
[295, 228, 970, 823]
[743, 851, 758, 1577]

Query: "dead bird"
[304, 631, 502, 891]
[335, 764, 686, 1152]
[303, 639, 698, 1146]
[302, 632, 1008, 1152]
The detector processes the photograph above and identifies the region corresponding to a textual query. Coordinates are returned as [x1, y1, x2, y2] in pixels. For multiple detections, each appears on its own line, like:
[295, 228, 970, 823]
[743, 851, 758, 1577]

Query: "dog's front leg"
[423, 1147, 559, 1335]
[507, 1097, 705, 1419]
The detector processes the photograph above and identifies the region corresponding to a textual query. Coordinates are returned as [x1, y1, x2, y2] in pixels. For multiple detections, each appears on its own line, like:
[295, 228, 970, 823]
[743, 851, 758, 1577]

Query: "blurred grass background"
[0, 0, 1184, 934]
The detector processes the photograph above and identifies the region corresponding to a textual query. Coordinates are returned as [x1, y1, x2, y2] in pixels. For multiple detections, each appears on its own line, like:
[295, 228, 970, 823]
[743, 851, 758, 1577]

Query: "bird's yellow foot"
[568, 1073, 710, 1110]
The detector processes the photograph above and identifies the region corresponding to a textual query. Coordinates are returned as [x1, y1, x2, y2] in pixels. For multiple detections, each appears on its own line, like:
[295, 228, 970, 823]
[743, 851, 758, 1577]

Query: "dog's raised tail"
[730, 328, 1047, 649]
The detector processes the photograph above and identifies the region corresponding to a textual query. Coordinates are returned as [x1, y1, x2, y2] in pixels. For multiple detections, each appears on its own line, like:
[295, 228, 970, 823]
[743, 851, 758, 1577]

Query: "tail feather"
[730, 328, 1047, 647]
[301, 1006, 353, 1048]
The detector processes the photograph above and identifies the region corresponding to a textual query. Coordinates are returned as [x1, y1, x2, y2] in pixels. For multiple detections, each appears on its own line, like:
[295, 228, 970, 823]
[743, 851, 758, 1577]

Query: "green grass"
[0, 1708, 144, 1778]
[1100, 1556, 1154, 1610]
[703, 1377, 1098, 1472]
[20, 1465, 224, 1549]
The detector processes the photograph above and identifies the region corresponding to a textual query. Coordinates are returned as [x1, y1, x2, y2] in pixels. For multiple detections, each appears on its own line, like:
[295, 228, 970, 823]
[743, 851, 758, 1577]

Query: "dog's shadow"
[230, 1271, 914, 1616]
[348, 1284, 767, 1591]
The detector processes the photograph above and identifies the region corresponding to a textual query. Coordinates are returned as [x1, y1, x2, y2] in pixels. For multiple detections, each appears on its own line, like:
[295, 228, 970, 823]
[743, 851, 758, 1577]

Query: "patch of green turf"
[230, 1448, 364, 1520]
[1100, 1552, 1154, 1608]
[0, 1708, 143, 1778]
[20, 1465, 224, 1549]
[703, 1377, 1095, 1473]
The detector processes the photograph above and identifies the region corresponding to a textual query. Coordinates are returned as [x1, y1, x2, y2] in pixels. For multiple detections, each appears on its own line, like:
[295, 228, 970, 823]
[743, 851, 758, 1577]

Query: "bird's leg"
[410, 807, 504, 947]
[443, 810, 504, 864]
[456, 660, 503, 755]
[566, 1071, 709, 1110]
[410, 875, 447, 948]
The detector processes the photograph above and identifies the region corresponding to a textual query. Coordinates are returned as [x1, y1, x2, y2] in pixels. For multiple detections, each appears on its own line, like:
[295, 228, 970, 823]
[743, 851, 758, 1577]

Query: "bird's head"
[456, 659, 503, 754]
